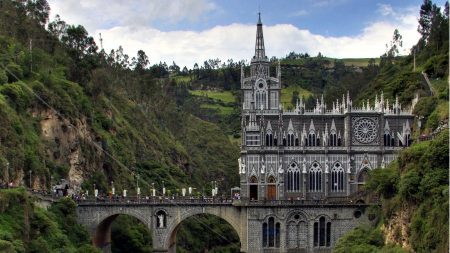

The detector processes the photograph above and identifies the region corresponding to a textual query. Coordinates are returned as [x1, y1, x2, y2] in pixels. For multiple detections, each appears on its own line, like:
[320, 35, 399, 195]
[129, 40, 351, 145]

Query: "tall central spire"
[254, 12, 266, 60]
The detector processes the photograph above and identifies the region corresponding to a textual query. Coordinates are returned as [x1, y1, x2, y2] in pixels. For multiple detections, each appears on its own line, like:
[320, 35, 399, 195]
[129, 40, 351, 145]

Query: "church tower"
[241, 13, 281, 111]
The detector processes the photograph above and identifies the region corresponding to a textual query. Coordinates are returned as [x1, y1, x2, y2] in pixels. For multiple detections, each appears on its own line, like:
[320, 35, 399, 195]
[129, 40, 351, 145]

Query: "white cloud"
[48, 0, 216, 31]
[97, 13, 420, 68]
[48, 1, 421, 68]
[377, 4, 395, 16]
[289, 10, 308, 17]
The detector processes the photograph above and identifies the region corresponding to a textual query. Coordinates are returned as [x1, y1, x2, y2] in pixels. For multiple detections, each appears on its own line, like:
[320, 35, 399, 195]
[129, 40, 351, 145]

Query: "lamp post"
[152, 183, 155, 197]
[50, 176, 53, 195]
[162, 180, 165, 196]
[136, 173, 140, 201]
[111, 181, 115, 195]
[93, 183, 97, 201]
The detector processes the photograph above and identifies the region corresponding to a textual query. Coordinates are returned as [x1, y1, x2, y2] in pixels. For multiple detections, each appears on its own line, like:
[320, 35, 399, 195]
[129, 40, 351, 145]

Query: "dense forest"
[0, 0, 448, 252]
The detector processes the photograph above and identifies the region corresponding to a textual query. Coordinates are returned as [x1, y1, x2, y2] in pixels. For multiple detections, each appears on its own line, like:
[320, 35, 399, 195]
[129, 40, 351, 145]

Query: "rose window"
[354, 118, 377, 144]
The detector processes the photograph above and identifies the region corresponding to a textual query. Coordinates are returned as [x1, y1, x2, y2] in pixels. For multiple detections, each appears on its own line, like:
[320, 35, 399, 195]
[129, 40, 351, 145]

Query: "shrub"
[0, 70, 7, 84]
[5, 63, 23, 82]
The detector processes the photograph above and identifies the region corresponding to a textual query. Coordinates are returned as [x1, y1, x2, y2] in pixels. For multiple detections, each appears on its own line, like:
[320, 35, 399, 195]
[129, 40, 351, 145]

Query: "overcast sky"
[47, 0, 447, 68]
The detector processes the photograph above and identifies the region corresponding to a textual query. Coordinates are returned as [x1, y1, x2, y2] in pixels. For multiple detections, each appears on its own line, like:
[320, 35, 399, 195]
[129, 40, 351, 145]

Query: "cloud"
[48, 0, 216, 31]
[377, 4, 395, 16]
[96, 10, 420, 68]
[289, 10, 308, 17]
[48, 1, 421, 68]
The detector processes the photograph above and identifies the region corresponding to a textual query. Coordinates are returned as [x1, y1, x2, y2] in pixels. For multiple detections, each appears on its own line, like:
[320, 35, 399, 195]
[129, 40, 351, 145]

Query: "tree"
[380, 29, 403, 67]
[418, 0, 433, 42]
[62, 25, 98, 58]
[26, 0, 50, 27]
[169, 61, 180, 74]
[134, 50, 149, 73]
[47, 14, 67, 40]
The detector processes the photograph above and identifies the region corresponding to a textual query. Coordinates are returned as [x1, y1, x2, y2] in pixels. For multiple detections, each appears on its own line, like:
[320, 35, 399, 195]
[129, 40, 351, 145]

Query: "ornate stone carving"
[352, 117, 379, 144]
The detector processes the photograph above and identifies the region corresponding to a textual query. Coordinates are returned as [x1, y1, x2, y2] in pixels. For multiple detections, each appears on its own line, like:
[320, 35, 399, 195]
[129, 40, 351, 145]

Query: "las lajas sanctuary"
[77, 13, 420, 253]
[238, 13, 417, 202]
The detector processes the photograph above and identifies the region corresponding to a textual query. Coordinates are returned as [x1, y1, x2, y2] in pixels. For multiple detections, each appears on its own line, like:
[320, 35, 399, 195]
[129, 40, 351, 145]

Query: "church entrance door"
[249, 185, 258, 201]
[267, 185, 276, 200]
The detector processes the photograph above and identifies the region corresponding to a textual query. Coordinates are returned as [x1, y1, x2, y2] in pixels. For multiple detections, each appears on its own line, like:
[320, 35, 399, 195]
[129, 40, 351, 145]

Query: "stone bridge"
[77, 200, 371, 253]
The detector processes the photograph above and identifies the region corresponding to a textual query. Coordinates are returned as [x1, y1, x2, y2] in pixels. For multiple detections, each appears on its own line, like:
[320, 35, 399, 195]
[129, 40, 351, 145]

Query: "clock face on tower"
[352, 117, 379, 145]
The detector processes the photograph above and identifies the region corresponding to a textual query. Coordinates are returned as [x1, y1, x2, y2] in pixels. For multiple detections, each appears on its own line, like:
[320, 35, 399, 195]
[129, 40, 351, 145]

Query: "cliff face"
[382, 205, 413, 251]
[36, 109, 101, 189]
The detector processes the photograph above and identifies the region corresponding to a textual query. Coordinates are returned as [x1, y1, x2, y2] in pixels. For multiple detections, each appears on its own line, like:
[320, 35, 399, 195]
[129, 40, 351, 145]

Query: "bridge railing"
[75, 196, 236, 205]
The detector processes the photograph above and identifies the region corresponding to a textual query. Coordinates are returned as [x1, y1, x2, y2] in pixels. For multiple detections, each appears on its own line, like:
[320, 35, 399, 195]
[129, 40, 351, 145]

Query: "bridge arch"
[163, 207, 243, 252]
[92, 208, 151, 250]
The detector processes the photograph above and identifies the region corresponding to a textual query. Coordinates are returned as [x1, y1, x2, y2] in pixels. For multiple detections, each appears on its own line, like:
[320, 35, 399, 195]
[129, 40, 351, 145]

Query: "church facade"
[239, 13, 416, 202]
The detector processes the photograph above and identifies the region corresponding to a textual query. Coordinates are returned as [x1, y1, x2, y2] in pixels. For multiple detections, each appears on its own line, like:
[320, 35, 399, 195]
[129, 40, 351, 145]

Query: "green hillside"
[335, 1, 449, 252]
[0, 0, 448, 252]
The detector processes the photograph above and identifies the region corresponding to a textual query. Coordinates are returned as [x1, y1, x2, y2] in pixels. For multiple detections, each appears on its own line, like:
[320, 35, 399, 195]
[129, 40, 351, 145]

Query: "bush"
[366, 166, 399, 199]
[5, 63, 23, 82]
[0, 70, 7, 84]
[0, 82, 32, 111]
[398, 169, 422, 202]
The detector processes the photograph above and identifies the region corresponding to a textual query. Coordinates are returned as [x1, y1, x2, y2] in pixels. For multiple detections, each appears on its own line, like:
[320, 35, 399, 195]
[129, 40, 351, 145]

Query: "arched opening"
[266, 176, 276, 200]
[313, 216, 331, 248]
[331, 162, 344, 192]
[94, 214, 152, 253]
[286, 212, 308, 249]
[249, 176, 258, 201]
[170, 213, 241, 253]
[286, 162, 300, 192]
[357, 168, 370, 192]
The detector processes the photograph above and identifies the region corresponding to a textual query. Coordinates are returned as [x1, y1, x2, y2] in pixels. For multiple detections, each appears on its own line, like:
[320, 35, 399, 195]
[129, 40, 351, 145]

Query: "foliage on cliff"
[336, 131, 449, 253]
[0, 0, 239, 196]
[0, 188, 98, 253]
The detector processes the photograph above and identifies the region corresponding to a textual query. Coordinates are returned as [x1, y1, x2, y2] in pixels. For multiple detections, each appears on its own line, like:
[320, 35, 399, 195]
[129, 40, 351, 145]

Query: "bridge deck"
[76, 198, 377, 207]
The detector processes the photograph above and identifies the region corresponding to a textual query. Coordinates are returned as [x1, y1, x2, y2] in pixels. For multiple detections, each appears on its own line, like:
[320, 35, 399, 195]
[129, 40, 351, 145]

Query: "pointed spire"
[254, 12, 266, 60]
[309, 119, 315, 132]
[405, 120, 410, 132]
[266, 120, 272, 131]
[288, 119, 294, 132]
[384, 120, 390, 131]
[331, 119, 336, 132]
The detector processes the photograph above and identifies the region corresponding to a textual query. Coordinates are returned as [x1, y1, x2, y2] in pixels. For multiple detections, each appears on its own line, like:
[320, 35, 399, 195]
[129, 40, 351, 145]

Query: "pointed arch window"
[384, 131, 391, 146]
[287, 132, 295, 146]
[266, 131, 273, 146]
[309, 162, 322, 192]
[308, 132, 316, 147]
[405, 133, 411, 147]
[262, 217, 280, 248]
[314, 216, 331, 247]
[330, 131, 337, 146]
[331, 163, 344, 192]
[287, 214, 308, 249]
[286, 163, 300, 192]
[255, 90, 267, 110]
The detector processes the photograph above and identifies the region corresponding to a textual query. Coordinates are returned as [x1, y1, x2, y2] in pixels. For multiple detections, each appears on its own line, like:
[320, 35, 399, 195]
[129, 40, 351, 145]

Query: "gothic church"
[239, 13, 416, 202]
